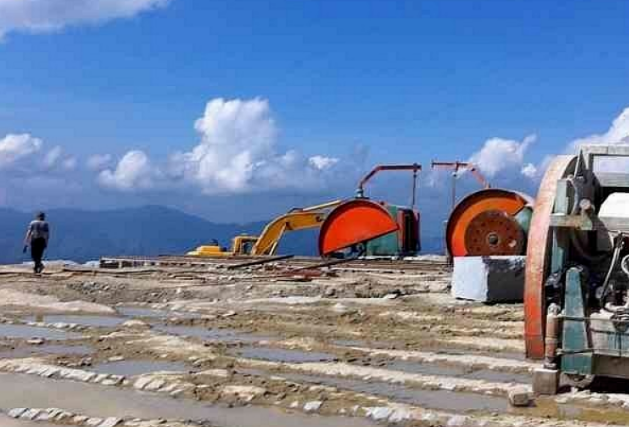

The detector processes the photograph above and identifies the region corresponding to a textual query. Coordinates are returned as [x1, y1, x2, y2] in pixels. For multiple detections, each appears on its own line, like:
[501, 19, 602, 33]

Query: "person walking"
[24, 212, 50, 274]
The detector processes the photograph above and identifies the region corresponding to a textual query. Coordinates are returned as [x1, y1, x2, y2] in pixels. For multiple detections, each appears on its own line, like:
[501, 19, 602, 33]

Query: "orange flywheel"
[446, 189, 534, 257]
[318, 199, 399, 256]
[524, 155, 576, 360]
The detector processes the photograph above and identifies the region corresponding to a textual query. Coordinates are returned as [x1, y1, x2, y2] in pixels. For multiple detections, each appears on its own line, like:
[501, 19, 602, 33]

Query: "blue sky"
[1, 0, 629, 225]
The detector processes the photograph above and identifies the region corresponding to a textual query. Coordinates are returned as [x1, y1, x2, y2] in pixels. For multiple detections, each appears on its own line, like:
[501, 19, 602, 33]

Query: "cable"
[600, 234, 625, 305]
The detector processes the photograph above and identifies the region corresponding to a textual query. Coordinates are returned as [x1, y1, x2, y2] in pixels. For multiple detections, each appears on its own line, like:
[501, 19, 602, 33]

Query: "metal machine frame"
[526, 144, 629, 387]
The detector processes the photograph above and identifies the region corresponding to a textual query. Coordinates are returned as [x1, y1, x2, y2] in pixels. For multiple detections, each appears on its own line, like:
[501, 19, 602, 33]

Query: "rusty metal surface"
[445, 189, 533, 257]
[464, 210, 525, 255]
[524, 155, 577, 360]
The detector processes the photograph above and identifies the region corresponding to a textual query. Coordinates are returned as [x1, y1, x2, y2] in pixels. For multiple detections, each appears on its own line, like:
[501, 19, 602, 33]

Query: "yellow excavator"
[187, 200, 342, 257]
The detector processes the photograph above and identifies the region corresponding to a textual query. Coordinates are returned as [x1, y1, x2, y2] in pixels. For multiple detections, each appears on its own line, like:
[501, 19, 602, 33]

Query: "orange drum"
[318, 199, 399, 256]
[446, 189, 534, 257]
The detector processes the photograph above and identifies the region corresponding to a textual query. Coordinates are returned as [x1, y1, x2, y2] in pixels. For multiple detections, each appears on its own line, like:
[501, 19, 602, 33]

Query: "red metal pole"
[356, 163, 422, 198]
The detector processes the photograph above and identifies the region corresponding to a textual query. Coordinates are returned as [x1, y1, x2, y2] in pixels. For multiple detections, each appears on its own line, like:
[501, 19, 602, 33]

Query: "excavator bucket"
[318, 199, 399, 256]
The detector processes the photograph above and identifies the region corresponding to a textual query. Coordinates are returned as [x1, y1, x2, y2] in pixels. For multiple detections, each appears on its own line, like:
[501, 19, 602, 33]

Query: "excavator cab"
[232, 235, 259, 255]
[186, 235, 259, 257]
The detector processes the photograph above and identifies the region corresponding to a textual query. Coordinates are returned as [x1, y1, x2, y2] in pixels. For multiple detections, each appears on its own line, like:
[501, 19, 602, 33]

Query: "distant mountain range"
[0, 205, 443, 264]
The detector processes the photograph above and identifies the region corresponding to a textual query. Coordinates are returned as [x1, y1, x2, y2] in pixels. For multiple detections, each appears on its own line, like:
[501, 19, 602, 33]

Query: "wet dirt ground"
[1, 258, 628, 427]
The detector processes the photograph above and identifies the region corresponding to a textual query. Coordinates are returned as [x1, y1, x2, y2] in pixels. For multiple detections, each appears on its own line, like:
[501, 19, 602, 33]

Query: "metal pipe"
[451, 171, 457, 212]
[411, 169, 418, 209]
[430, 160, 491, 190]
[356, 164, 422, 198]
[544, 303, 561, 369]
[298, 199, 343, 212]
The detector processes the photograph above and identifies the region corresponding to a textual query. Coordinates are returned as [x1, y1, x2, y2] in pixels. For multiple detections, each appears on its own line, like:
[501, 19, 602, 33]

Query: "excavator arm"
[250, 200, 343, 256]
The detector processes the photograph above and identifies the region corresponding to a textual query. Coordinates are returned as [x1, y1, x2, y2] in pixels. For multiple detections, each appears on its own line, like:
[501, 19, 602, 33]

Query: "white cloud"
[163, 97, 339, 194]
[469, 134, 536, 178]
[41, 145, 77, 171]
[309, 155, 339, 170]
[520, 163, 537, 179]
[0, 0, 170, 40]
[173, 98, 277, 193]
[570, 107, 629, 150]
[62, 156, 77, 171]
[102, 98, 342, 194]
[98, 150, 158, 191]
[480, 108, 629, 183]
[0, 133, 43, 169]
[86, 153, 113, 171]
[43, 146, 63, 168]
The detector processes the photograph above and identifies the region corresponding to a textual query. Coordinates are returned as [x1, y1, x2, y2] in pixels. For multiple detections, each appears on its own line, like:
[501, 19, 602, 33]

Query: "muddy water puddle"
[332, 339, 389, 348]
[235, 346, 337, 363]
[117, 306, 200, 319]
[0, 373, 376, 427]
[0, 344, 92, 359]
[242, 369, 508, 413]
[90, 360, 192, 377]
[24, 314, 125, 328]
[430, 348, 526, 362]
[155, 325, 275, 343]
[464, 367, 531, 384]
[332, 339, 526, 362]
[0, 324, 82, 341]
[384, 360, 531, 384]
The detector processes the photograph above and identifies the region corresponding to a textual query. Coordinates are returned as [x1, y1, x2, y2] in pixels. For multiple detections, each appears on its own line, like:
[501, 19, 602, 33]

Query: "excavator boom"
[250, 199, 344, 256]
[251, 212, 326, 256]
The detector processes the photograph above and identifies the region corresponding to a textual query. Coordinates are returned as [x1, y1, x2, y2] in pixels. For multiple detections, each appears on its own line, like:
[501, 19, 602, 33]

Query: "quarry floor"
[0, 258, 628, 427]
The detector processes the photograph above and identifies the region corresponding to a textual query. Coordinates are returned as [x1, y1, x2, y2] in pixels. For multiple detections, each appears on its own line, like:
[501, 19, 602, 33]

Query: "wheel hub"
[464, 210, 525, 255]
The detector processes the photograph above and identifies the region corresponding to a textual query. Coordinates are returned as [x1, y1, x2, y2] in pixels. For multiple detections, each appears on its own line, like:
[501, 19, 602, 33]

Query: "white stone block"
[452, 256, 526, 303]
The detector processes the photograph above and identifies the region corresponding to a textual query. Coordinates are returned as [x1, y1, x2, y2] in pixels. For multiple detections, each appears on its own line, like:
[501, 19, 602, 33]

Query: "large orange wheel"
[446, 189, 534, 257]
[318, 199, 399, 256]
[524, 155, 577, 360]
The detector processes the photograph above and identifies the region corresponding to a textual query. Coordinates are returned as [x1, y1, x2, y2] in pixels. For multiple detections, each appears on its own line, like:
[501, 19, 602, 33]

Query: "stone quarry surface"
[0, 258, 627, 427]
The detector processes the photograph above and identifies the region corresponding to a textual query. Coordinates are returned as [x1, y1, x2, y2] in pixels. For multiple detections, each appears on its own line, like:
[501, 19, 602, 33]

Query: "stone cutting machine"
[431, 160, 534, 257]
[318, 164, 421, 257]
[525, 144, 629, 389]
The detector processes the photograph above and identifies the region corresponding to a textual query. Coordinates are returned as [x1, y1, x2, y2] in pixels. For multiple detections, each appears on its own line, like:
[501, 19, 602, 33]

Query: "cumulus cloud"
[86, 154, 113, 171]
[0, 133, 43, 169]
[469, 134, 536, 178]
[480, 108, 629, 183]
[41, 145, 78, 172]
[171, 98, 340, 193]
[102, 98, 341, 194]
[98, 150, 159, 191]
[0, 0, 170, 40]
[171, 98, 278, 193]
[570, 107, 629, 149]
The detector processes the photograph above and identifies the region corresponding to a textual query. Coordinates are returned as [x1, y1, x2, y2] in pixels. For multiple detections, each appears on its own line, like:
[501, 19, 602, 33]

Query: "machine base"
[533, 368, 560, 395]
